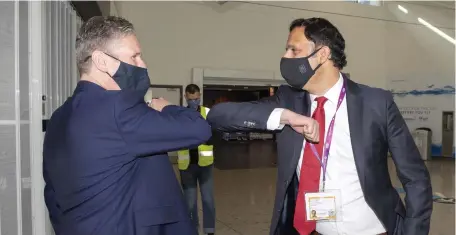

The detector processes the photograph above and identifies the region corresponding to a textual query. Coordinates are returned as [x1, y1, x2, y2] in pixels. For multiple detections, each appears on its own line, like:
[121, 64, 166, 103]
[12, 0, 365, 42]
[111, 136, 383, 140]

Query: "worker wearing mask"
[178, 84, 216, 235]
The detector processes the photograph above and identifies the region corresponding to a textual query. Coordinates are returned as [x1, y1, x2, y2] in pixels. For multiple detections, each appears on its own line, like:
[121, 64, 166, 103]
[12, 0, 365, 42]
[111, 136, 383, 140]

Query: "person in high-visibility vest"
[178, 84, 215, 235]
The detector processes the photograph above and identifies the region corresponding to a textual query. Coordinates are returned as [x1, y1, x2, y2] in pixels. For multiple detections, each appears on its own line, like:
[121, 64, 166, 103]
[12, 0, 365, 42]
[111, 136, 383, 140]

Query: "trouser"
[276, 173, 300, 235]
[180, 164, 216, 234]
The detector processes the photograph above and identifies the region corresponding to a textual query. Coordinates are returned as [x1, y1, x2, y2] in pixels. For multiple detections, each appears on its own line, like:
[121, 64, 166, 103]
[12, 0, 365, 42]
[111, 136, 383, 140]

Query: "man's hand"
[149, 98, 170, 112]
[280, 109, 319, 142]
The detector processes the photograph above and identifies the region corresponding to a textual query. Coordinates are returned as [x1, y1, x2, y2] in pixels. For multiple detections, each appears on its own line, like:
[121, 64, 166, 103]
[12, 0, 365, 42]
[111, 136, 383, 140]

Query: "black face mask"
[280, 48, 322, 89]
[106, 53, 151, 95]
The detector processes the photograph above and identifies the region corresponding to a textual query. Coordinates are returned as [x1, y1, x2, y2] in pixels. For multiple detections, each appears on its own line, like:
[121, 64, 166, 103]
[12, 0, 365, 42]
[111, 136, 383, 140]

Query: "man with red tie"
[206, 18, 432, 235]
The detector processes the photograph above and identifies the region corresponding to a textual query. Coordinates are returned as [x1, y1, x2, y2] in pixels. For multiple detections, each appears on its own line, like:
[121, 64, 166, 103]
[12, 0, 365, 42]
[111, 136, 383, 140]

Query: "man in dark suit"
[43, 16, 211, 235]
[206, 18, 432, 235]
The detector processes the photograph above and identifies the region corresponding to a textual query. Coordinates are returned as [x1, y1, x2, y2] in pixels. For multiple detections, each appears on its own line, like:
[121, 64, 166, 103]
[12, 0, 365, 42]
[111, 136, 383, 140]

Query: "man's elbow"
[191, 119, 212, 143]
[200, 122, 213, 142]
[206, 103, 230, 127]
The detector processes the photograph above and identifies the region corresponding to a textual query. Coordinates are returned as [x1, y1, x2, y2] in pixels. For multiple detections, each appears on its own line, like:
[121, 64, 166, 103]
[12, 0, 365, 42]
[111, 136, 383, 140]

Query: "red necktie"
[294, 96, 327, 235]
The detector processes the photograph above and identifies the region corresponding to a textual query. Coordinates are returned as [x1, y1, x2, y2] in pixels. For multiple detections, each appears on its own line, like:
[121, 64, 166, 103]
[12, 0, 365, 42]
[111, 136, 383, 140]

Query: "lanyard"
[309, 79, 346, 191]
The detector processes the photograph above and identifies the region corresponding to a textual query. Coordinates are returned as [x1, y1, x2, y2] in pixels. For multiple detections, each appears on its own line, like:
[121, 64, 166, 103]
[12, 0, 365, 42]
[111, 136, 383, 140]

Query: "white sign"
[389, 78, 454, 156]
[399, 106, 436, 123]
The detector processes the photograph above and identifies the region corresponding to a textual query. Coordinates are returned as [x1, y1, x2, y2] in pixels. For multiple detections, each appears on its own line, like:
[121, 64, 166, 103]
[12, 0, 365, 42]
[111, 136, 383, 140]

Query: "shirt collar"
[309, 73, 344, 104]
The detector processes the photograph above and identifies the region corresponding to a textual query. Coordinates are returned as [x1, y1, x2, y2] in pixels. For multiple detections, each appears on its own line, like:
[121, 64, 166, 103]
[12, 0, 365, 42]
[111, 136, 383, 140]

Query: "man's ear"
[91, 50, 109, 73]
[319, 46, 331, 64]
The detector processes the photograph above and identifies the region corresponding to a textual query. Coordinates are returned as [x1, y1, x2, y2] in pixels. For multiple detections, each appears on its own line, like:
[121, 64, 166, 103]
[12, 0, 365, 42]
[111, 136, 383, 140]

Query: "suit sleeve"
[115, 93, 212, 156]
[43, 163, 59, 230]
[206, 85, 286, 132]
[386, 92, 432, 235]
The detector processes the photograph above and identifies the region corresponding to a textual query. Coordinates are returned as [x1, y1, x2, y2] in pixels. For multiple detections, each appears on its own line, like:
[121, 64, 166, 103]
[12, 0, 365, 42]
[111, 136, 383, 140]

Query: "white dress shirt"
[267, 74, 386, 235]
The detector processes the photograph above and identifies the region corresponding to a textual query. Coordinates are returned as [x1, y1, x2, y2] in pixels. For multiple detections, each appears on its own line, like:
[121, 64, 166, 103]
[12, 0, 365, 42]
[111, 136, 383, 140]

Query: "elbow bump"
[197, 122, 212, 142]
[200, 122, 212, 142]
[187, 120, 212, 142]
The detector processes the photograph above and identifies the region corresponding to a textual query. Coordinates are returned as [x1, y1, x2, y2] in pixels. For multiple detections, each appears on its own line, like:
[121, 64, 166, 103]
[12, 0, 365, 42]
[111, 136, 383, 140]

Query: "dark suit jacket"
[206, 77, 432, 235]
[43, 81, 211, 235]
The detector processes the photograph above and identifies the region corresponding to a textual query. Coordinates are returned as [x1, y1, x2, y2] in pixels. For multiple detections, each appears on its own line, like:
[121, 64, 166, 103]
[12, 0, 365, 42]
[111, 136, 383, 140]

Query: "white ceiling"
[207, 1, 455, 10]
[409, 1, 455, 10]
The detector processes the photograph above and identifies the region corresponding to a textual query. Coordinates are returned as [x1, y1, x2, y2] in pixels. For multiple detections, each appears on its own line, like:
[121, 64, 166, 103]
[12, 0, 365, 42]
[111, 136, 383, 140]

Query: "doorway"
[203, 84, 278, 170]
[192, 68, 285, 170]
[144, 85, 183, 163]
[203, 84, 277, 107]
[441, 111, 454, 157]
[145, 85, 183, 106]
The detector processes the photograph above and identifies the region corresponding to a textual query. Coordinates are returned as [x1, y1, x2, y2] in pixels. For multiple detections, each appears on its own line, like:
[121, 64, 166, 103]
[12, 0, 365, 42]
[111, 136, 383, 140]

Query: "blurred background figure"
[178, 84, 216, 235]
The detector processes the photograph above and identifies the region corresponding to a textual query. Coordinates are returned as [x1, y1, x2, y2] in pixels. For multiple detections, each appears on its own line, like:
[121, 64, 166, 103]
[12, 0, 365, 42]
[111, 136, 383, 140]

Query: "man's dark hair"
[289, 18, 347, 70]
[185, 84, 200, 94]
[76, 16, 135, 74]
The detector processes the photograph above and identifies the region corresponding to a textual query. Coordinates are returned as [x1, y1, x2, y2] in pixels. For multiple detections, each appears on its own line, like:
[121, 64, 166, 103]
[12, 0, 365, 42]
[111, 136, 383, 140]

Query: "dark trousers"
[180, 164, 215, 234]
[276, 173, 300, 235]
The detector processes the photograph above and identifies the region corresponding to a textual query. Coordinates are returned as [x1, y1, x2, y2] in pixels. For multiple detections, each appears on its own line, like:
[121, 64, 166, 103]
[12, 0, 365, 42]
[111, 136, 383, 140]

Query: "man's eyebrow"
[286, 45, 296, 50]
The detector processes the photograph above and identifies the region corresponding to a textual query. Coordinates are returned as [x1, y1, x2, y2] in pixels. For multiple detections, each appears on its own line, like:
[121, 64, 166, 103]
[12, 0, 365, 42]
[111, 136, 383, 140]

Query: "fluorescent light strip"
[418, 18, 456, 45]
[398, 5, 408, 14]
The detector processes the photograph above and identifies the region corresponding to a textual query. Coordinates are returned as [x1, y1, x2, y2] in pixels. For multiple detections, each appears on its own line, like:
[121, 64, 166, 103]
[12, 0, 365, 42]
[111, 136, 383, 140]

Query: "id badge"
[304, 191, 341, 222]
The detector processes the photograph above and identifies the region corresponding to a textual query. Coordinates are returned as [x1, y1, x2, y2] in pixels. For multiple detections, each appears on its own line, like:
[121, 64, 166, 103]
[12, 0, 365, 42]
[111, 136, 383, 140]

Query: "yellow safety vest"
[177, 106, 214, 170]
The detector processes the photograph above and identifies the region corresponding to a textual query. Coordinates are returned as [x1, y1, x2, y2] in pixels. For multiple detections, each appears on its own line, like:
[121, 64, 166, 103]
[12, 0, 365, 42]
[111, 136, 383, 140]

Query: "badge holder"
[304, 189, 343, 222]
[301, 81, 346, 223]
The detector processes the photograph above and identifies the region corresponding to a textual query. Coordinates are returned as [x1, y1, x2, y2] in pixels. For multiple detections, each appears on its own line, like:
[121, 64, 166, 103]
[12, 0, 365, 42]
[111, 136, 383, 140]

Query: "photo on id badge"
[304, 190, 341, 222]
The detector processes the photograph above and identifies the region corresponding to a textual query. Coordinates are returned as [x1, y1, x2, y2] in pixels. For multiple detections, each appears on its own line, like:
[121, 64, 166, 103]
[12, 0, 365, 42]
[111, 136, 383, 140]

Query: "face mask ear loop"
[319, 46, 331, 66]
[307, 47, 322, 58]
[103, 52, 119, 61]
[308, 47, 324, 72]
[103, 52, 121, 78]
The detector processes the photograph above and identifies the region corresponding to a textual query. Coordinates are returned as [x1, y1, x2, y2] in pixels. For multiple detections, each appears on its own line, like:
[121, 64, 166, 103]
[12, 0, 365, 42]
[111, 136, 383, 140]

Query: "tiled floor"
[175, 157, 455, 235]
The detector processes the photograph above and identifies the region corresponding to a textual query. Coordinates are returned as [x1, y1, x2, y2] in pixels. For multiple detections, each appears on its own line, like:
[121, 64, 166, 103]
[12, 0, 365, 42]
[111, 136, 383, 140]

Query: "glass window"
[346, 0, 382, 6]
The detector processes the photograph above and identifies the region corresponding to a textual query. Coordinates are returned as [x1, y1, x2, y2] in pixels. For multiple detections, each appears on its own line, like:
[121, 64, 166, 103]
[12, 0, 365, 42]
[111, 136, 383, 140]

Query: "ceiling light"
[397, 5, 408, 14]
[418, 17, 456, 45]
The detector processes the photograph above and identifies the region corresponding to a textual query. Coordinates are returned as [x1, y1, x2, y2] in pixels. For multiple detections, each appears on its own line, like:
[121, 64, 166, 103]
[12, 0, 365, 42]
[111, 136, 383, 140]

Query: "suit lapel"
[287, 78, 367, 189]
[345, 78, 367, 190]
[289, 91, 311, 175]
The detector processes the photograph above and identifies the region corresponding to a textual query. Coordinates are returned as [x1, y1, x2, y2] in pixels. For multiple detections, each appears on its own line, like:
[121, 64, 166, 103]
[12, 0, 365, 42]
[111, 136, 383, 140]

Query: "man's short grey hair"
[76, 16, 135, 74]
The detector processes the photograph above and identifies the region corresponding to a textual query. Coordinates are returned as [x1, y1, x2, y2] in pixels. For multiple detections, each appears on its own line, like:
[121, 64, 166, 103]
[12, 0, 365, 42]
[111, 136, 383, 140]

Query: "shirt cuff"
[267, 108, 285, 130]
